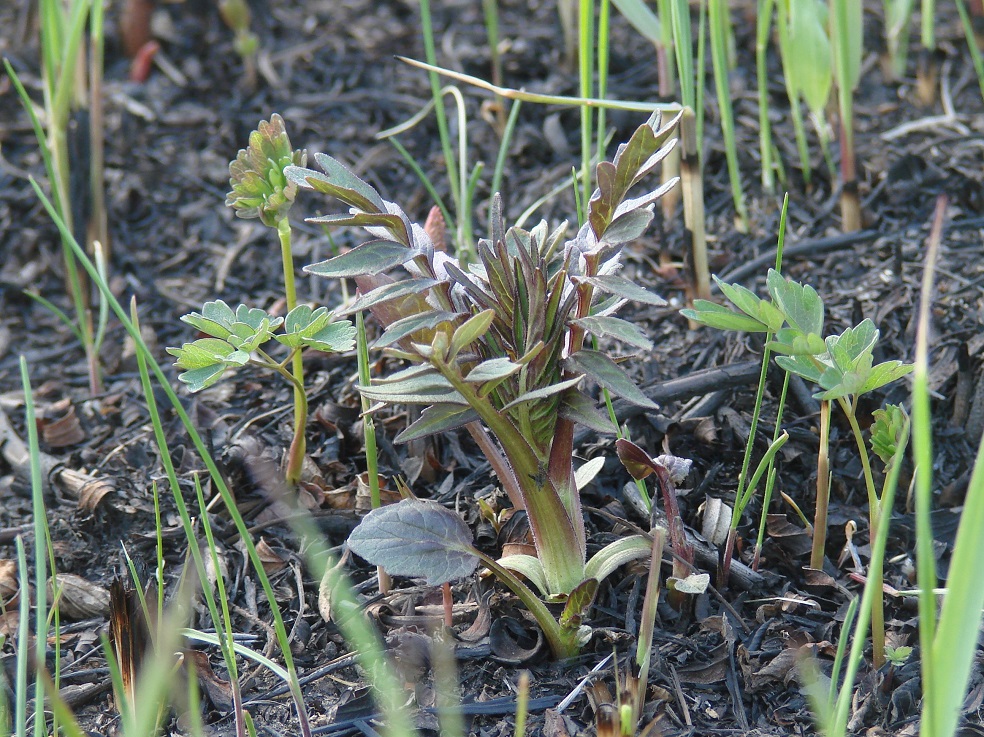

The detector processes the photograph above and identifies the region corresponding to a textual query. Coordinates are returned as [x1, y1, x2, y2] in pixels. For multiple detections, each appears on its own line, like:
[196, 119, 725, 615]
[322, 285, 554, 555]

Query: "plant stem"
[277, 218, 306, 485]
[810, 400, 831, 570]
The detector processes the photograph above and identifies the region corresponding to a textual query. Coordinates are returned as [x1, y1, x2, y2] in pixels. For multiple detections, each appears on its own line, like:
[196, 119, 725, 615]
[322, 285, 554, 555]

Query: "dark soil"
[2, 1, 983, 735]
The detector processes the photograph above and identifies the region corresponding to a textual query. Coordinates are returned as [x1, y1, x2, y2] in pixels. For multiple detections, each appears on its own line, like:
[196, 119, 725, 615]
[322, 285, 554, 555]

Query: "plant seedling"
[177, 114, 345, 486]
[683, 268, 913, 666]
[282, 111, 682, 656]
[167, 300, 355, 474]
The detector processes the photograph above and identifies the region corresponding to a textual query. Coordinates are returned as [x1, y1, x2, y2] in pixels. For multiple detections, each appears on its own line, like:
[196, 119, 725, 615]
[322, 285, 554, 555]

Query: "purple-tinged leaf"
[394, 404, 481, 443]
[340, 278, 439, 316]
[566, 350, 659, 410]
[304, 240, 412, 278]
[374, 311, 458, 349]
[559, 391, 616, 434]
[571, 315, 654, 351]
[575, 275, 667, 306]
[347, 500, 479, 585]
[500, 376, 583, 411]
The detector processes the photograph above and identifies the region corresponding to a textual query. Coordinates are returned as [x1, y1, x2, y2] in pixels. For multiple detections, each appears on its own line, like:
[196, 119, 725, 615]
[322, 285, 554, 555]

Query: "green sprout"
[170, 116, 352, 485]
[281, 111, 682, 657]
[683, 268, 913, 668]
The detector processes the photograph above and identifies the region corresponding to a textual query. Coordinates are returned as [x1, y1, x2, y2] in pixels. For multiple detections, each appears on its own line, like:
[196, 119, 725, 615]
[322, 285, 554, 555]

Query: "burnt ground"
[1, 1, 984, 735]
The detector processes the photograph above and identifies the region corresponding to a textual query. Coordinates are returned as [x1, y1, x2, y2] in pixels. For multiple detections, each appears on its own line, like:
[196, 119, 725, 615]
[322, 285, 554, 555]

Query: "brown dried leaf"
[49, 573, 110, 619]
[0, 559, 19, 607]
[40, 402, 86, 447]
[255, 537, 287, 573]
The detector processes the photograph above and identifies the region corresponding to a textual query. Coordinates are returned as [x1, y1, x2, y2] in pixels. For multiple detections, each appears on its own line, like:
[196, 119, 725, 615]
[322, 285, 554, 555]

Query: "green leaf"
[715, 277, 786, 332]
[285, 153, 387, 215]
[577, 275, 667, 306]
[497, 554, 549, 596]
[583, 535, 651, 582]
[465, 357, 522, 385]
[342, 278, 439, 316]
[571, 315, 654, 351]
[770, 328, 828, 356]
[304, 240, 413, 278]
[566, 350, 659, 410]
[358, 372, 467, 405]
[860, 360, 914, 395]
[559, 390, 617, 434]
[180, 300, 237, 339]
[306, 211, 407, 235]
[681, 301, 772, 333]
[347, 499, 479, 586]
[275, 305, 356, 352]
[374, 311, 457, 349]
[766, 268, 824, 337]
[825, 319, 878, 373]
[787, 0, 832, 113]
[774, 354, 824, 384]
[559, 578, 599, 629]
[870, 404, 909, 466]
[599, 208, 654, 245]
[500, 376, 584, 411]
[394, 404, 481, 443]
[449, 310, 496, 359]
[174, 364, 230, 393]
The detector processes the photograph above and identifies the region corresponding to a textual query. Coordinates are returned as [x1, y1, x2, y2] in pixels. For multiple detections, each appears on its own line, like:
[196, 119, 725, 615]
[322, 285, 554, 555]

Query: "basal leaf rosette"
[227, 114, 307, 227]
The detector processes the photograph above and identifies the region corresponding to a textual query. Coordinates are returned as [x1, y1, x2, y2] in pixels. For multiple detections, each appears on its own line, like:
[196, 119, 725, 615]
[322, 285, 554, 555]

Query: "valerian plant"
[282, 111, 682, 657]
[682, 268, 913, 667]
[169, 115, 356, 485]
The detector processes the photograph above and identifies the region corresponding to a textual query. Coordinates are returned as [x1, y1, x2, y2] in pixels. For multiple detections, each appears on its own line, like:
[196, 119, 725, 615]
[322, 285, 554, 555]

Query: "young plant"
[181, 114, 354, 485]
[683, 268, 913, 667]
[5, 0, 108, 395]
[283, 111, 681, 656]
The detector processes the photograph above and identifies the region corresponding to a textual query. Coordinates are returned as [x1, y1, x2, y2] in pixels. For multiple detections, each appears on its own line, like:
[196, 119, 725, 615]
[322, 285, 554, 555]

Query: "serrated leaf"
[715, 277, 785, 332]
[681, 301, 771, 333]
[347, 500, 479, 585]
[870, 404, 909, 465]
[304, 240, 413, 278]
[572, 315, 653, 351]
[304, 321, 357, 352]
[767, 269, 824, 338]
[175, 364, 230, 393]
[394, 404, 481, 443]
[341, 278, 439, 316]
[449, 310, 496, 359]
[577, 275, 667, 306]
[860, 360, 913, 394]
[168, 338, 249, 370]
[566, 349, 658, 409]
[825, 320, 879, 372]
[180, 300, 237, 339]
[774, 354, 824, 384]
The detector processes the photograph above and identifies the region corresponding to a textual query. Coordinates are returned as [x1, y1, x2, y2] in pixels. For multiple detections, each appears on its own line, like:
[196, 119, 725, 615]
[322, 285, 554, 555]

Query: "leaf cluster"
[226, 114, 307, 227]
[286, 112, 680, 458]
[167, 300, 355, 392]
[682, 268, 912, 402]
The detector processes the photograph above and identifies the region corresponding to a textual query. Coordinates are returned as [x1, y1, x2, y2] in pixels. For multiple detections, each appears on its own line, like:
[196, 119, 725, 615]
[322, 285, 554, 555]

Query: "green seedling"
[683, 268, 913, 667]
[281, 111, 681, 656]
[219, 0, 260, 89]
[6, 0, 108, 395]
[167, 299, 355, 477]
[174, 114, 357, 486]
